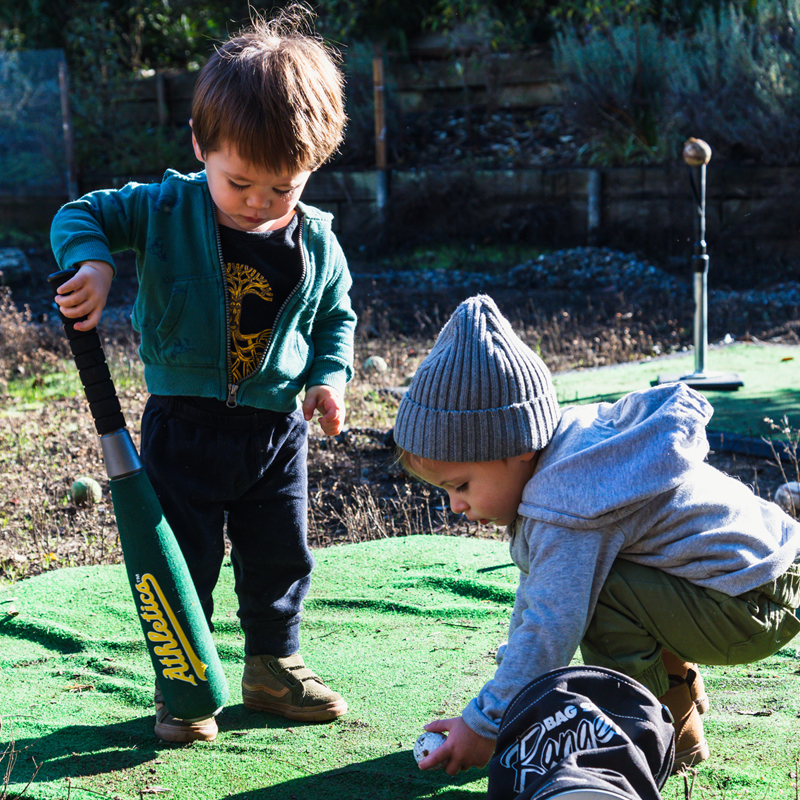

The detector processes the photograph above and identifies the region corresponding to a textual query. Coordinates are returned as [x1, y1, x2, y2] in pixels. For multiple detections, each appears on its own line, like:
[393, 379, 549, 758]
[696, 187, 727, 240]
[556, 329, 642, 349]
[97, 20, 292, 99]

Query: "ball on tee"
[413, 731, 447, 768]
[682, 137, 712, 166]
[71, 476, 103, 507]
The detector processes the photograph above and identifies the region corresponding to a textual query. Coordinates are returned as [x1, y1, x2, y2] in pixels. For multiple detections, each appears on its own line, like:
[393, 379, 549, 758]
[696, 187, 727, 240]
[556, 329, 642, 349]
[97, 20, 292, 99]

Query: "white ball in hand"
[413, 731, 447, 769]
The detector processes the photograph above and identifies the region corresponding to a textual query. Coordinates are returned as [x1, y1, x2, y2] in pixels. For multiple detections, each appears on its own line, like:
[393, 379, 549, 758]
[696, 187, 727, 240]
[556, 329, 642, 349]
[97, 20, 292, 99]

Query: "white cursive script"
[500, 701, 623, 793]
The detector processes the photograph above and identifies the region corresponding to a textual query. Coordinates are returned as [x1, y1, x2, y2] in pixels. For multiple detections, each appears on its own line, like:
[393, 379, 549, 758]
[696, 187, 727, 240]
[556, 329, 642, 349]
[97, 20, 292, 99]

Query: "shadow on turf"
[3, 709, 484, 799]
[221, 705, 485, 798]
[222, 749, 485, 799]
[2, 717, 163, 787]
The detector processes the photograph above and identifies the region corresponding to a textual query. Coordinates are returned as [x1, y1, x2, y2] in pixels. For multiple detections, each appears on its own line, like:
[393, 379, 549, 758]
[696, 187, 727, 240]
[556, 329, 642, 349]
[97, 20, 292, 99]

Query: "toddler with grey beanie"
[395, 294, 800, 779]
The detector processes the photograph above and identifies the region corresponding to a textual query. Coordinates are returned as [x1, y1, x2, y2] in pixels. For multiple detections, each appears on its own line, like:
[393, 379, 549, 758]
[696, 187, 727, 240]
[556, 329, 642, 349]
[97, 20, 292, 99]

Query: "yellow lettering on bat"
[135, 574, 209, 686]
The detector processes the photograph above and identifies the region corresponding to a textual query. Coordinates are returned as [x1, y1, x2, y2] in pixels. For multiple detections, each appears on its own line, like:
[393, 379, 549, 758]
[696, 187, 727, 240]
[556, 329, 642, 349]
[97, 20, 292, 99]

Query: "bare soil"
[0, 248, 797, 583]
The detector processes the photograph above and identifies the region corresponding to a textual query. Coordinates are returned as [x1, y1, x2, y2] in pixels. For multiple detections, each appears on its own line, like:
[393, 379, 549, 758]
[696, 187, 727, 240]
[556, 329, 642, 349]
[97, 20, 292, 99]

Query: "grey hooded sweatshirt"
[462, 382, 800, 741]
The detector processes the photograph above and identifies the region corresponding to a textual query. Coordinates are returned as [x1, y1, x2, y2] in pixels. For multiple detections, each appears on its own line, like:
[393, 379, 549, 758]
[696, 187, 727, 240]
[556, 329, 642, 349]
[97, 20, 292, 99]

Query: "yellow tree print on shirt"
[225, 262, 274, 384]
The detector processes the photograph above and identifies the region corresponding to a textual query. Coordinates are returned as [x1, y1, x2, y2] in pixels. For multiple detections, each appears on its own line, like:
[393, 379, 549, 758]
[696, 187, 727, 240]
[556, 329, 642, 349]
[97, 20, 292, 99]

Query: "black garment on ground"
[487, 666, 674, 800]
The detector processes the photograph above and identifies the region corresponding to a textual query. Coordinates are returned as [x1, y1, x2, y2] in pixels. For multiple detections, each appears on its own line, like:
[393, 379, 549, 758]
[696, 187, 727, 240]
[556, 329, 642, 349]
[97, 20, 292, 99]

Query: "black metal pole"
[656, 138, 743, 390]
[686, 141, 710, 377]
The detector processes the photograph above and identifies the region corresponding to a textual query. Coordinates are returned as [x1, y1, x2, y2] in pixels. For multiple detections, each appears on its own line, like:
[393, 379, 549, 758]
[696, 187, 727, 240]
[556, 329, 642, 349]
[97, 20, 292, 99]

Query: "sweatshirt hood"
[518, 382, 713, 527]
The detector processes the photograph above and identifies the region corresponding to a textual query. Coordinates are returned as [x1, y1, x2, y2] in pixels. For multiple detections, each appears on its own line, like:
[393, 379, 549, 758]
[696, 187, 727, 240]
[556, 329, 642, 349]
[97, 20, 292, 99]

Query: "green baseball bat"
[49, 269, 229, 721]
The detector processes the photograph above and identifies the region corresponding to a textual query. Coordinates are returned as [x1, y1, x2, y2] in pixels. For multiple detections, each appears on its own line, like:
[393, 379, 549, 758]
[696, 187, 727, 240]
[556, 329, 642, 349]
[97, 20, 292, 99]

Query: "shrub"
[553, 21, 680, 165]
[669, 2, 800, 164]
[0, 288, 63, 391]
[554, 0, 800, 166]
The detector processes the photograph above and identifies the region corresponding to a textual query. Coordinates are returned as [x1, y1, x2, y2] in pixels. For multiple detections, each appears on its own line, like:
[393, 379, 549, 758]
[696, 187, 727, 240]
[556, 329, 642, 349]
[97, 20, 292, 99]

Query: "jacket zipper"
[211, 207, 239, 407]
[216, 211, 307, 408]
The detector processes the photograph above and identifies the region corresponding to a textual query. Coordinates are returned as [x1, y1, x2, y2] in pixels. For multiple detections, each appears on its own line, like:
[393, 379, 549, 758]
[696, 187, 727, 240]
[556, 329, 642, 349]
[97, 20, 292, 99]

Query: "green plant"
[68, 65, 198, 180]
[372, 242, 543, 272]
[425, 0, 557, 50]
[0, 226, 39, 249]
[553, 20, 682, 165]
[552, 0, 749, 35]
[554, 0, 800, 167]
[668, 0, 800, 166]
[553, 0, 652, 32]
[0, 47, 66, 192]
[576, 132, 666, 166]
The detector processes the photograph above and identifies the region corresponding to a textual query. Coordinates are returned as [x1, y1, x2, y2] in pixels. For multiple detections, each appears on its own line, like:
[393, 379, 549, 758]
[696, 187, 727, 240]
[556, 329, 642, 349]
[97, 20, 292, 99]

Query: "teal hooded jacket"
[50, 169, 356, 411]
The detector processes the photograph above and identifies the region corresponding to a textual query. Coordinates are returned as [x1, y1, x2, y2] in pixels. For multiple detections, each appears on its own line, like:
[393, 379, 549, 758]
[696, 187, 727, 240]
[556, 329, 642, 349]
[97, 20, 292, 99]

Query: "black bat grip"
[48, 269, 127, 436]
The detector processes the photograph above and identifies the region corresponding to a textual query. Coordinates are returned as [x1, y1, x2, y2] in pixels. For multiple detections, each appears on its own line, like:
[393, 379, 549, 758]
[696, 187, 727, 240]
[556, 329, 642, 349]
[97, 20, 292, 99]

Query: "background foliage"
[3, 0, 800, 178]
[554, 0, 800, 165]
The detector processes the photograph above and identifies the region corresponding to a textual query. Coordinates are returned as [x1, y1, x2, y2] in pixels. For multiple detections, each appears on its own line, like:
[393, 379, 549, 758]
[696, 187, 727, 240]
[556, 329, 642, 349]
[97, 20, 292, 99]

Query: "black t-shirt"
[218, 213, 302, 385]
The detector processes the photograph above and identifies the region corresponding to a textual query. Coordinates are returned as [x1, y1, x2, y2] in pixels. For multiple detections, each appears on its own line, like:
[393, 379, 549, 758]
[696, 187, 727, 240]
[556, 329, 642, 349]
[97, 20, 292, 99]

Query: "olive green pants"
[580, 558, 800, 698]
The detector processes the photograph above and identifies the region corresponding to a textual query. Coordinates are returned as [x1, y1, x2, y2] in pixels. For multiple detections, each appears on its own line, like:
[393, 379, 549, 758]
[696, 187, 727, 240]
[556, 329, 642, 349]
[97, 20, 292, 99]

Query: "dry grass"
[0, 264, 794, 584]
[0, 287, 63, 393]
[0, 290, 486, 582]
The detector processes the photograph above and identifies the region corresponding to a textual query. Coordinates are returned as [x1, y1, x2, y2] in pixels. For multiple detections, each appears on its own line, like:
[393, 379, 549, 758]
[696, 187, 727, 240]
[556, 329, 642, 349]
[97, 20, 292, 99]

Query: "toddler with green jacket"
[50, 6, 356, 743]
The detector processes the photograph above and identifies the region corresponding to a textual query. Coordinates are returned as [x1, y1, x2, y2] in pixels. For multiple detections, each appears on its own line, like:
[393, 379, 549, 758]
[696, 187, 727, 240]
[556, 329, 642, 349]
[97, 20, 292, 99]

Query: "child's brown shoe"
[659, 676, 710, 772]
[242, 654, 348, 722]
[661, 649, 709, 714]
[154, 684, 218, 743]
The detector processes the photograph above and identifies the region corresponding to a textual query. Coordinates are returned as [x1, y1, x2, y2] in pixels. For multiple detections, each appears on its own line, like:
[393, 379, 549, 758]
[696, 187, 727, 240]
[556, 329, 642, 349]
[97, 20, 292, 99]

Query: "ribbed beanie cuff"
[394, 294, 561, 462]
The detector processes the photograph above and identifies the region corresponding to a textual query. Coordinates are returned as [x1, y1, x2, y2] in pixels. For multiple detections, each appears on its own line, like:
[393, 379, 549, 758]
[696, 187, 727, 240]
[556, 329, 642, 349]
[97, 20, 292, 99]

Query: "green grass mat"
[2, 535, 800, 799]
[553, 342, 800, 442]
[0, 536, 516, 800]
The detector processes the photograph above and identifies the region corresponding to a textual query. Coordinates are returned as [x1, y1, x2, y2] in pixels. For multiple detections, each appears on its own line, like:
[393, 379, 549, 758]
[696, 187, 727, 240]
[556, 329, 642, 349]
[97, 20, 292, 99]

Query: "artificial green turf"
[0, 536, 515, 800]
[3, 535, 800, 800]
[553, 341, 800, 442]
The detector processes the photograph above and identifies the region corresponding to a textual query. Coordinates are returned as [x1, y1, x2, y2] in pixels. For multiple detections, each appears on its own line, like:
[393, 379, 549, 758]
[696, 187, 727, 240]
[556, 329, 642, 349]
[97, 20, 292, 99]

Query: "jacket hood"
[519, 383, 713, 527]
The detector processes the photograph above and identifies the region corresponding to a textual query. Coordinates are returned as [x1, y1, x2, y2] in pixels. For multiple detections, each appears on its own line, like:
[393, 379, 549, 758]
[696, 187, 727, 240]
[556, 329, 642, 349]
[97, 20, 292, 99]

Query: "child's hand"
[417, 716, 495, 775]
[54, 261, 114, 331]
[302, 385, 345, 436]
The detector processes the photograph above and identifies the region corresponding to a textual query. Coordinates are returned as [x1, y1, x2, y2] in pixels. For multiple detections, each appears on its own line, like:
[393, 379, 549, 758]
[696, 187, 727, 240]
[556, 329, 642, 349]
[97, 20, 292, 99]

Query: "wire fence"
[0, 49, 67, 196]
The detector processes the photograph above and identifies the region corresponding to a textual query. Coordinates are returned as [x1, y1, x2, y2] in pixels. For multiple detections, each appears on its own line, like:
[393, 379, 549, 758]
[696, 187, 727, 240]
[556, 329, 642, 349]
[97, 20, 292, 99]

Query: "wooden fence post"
[373, 42, 388, 218]
[58, 60, 79, 200]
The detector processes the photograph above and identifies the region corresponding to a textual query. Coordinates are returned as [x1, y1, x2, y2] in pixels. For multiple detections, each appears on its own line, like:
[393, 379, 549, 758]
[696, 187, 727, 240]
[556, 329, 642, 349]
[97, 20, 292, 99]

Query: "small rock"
[775, 482, 799, 518]
[363, 355, 388, 374]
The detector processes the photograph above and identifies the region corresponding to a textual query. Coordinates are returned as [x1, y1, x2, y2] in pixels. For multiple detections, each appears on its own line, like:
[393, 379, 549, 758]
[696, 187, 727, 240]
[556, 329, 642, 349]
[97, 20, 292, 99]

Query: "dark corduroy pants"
[140, 395, 312, 658]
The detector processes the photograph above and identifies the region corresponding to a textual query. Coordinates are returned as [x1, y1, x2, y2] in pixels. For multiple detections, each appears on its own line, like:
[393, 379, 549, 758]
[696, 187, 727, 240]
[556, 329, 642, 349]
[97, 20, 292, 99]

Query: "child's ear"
[190, 126, 205, 165]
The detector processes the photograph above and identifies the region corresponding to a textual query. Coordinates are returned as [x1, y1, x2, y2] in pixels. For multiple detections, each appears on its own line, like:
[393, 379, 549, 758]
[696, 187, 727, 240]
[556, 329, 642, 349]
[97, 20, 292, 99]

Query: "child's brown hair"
[395, 446, 422, 481]
[191, 4, 346, 174]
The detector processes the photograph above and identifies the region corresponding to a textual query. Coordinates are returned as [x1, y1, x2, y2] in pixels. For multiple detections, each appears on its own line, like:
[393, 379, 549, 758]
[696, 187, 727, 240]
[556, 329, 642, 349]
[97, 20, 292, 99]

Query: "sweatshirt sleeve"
[461, 523, 624, 740]
[306, 233, 356, 394]
[50, 182, 153, 275]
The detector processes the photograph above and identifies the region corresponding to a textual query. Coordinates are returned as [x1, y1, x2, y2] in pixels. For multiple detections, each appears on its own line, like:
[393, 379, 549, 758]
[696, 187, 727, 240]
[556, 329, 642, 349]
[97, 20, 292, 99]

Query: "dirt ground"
[0, 248, 797, 582]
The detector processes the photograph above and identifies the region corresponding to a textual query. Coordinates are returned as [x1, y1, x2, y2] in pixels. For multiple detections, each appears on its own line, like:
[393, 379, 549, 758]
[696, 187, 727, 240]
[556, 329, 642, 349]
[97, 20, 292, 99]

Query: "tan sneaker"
[661, 650, 709, 714]
[154, 684, 218, 743]
[242, 654, 348, 722]
[659, 676, 710, 773]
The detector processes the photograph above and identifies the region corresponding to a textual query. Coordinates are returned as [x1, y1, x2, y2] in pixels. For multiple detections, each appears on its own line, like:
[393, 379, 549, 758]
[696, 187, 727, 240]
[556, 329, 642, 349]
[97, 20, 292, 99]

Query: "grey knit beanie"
[394, 294, 561, 462]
